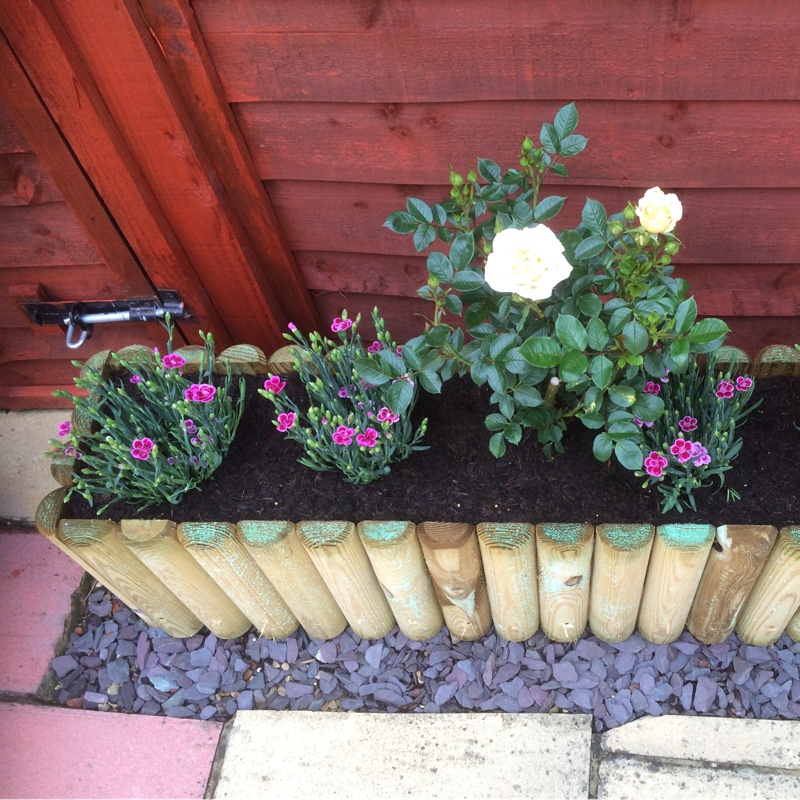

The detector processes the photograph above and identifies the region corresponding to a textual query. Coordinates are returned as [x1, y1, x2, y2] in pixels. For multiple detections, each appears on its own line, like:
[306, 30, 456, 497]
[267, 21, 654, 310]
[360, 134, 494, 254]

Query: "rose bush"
[635, 187, 683, 235]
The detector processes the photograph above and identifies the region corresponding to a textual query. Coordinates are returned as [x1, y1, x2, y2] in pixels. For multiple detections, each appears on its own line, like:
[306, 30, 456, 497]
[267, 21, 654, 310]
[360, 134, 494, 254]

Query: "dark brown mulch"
[69, 375, 800, 527]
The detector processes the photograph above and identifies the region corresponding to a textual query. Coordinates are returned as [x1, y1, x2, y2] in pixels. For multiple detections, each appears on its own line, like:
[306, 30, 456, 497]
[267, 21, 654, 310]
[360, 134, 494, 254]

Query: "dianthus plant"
[635, 353, 761, 512]
[384, 102, 730, 478]
[48, 316, 245, 513]
[259, 308, 428, 483]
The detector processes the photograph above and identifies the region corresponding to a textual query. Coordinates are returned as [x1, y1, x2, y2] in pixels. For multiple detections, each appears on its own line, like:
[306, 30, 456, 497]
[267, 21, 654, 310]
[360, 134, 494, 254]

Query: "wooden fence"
[34, 341, 800, 647]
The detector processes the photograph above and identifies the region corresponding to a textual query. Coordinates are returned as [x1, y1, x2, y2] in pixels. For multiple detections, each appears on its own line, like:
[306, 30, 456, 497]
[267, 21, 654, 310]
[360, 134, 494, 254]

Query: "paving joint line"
[587, 731, 602, 798]
[601, 751, 800, 778]
[204, 716, 236, 799]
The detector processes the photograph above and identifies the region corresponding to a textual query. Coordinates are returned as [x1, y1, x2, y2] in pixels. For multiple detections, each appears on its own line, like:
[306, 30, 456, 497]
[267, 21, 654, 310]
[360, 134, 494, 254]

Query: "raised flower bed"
[36, 341, 800, 651]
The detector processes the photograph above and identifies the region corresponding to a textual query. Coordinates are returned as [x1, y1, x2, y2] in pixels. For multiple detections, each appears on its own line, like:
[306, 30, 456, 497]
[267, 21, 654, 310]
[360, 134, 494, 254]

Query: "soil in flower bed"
[69, 375, 800, 526]
[51, 586, 800, 731]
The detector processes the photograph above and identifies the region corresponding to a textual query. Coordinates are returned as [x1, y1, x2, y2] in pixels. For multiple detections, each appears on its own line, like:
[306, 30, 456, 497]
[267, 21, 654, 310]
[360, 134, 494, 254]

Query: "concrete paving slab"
[0, 532, 84, 694]
[601, 715, 800, 771]
[598, 754, 800, 799]
[212, 710, 592, 799]
[0, 702, 222, 799]
[0, 409, 64, 523]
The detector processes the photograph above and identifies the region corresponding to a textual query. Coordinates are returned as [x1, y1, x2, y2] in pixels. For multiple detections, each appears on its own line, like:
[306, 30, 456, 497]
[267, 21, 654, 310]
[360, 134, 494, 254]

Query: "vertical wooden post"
[737, 527, 800, 646]
[177, 522, 298, 639]
[237, 521, 347, 641]
[358, 521, 444, 642]
[687, 524, 778, 645]
[296, 521, 395, 640]
[788, 608, 800, 642]
[120, 519, 251, 639]
[476, 522, 538, 642]
[416, 522, 492, 642]
[638, 524, 716, 644]
[589, 524, 654, 643]
[535, 523, 594, 643]
[59, 519, 202, 637]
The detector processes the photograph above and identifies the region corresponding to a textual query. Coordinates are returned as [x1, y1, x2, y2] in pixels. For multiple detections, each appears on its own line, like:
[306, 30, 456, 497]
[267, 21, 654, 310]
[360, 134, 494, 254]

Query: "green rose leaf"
[377, 348, 406, 375]
[608, 420, 641, 441]
[418, 371, 441, 394]
[643, 351, 666, 378]
[593, 432, 614, 462]
[550, 163, 569, 177]
[580, 411, 605, 429]
[407, 198, 433, 224]
[413, 223, 436, 252]
[490, 332, 518, 360]
[444, 294, 463, 315]
[587, 317, 609, 350]
[540, 122, 559, 154]
[630, 392, 664, 422]
[353, 358, 391, 386]
[622, 320, 649, 356]
[669, 335, 690, 366]
[688, 317, 729, 345]
[608, 384, 637, 407]
[383, 211, 417, 234]
[533, 195, 566, 222]
[513, 384, 543, 407]
[554, 102, 579, 137]
[486, 365, 508, 394]
[590, 355, 614, 389]
[449, 232, 475, 272]
[451, 270, 485, 291]
[614, 440, 644, 471]
[558, 134, 588, 158]
[574, 235, 606, 261]
[489, 432, 507, 458]
[555, 314, 588, 351]
[560, 350, 589, 383]
[512, 201, 534, 228]
[387, 379, 414, 415]
[432, 203, 447, 226]
[477, 158, 501, 182]
[427, 252, 453, 282]
[607, 307, 632, 336]
[519, 336, 562, 368]
[674, 297, 698, 335]
[582, 198, 607, 234]
[504, 422, 523, 445]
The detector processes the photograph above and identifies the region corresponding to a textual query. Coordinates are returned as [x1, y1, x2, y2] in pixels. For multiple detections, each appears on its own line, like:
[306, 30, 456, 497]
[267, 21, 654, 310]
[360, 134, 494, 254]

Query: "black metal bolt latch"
[19, 290, 189, 350]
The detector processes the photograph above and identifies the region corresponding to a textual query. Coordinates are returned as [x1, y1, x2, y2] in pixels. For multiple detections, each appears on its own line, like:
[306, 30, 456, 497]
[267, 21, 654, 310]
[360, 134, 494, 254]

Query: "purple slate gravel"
[50, 588, 800, 731]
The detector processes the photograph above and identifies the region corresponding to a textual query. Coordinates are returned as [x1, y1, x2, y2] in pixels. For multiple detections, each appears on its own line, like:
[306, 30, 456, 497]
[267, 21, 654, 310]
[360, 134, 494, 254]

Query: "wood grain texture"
[195, 0, 800, 102]
[237, 100, 800, 189]
[476, 523, 538, 643]
[416, 522, 492, 642]
[237, 520, 347, 641]
[358, 521, 444, 642]
[59, 518, 202, 636]
[139, 0, 321, 334]
[0, 153, 63, 206]
[788, 609, 800, 642]
[589, 525, 655, 644]
[120, 519, 251, 639]
[535, 524, 594, 643]
[737, 527, 800, 646]
[177, 521, 298, 638]
[638, 525, 716, 644]
[687, 525, 778, 645]
[0, 98, 29, 153]
[753, 345, 800, 378]
[296, 521, 395, 640]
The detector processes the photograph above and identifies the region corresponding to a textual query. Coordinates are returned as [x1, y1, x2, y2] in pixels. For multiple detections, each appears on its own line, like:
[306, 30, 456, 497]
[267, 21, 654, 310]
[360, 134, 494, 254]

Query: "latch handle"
[65, 319, 91, 349]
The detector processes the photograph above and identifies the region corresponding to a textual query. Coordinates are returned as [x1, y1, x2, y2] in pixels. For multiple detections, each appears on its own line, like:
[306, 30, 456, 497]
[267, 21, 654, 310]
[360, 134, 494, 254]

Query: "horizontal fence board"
[0, 152, 63, 205]
[0, 202, 100, 267]
[195, 0, 800, 102]
[298, 252, 800, 319]
[0, 99, 29, 153]
[237, 100, 800, 189]
[267, 181, 800, 265]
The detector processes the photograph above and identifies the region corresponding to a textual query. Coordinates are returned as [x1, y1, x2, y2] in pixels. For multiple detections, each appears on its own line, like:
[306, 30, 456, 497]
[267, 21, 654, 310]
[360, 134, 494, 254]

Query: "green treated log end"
[237, 520, 292, 546]
[50, 455, 76, 488]
[598, 523, 654, 551]
[358, 520, 413, 546]
[537, 522, 592, 546]
[60, 519, 115, 546]
[177, 521, 236, 549]
[297, 520, 354, 548]
[477, 522, 535, 549]
[110, 344, 157, 371]
[35, 487, 69, 538]
[657, 524, 716, 550]
[781, 526, 800, 547]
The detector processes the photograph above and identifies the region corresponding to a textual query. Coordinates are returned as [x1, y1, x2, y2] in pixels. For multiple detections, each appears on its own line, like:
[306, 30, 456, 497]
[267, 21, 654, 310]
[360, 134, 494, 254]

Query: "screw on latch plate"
[19, 290, 190, 350]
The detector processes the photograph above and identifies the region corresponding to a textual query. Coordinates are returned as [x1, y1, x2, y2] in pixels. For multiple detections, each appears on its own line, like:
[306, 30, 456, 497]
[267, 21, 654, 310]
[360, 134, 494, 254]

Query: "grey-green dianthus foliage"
[259, 307, 428, 484]
[48, 317, 245, 513]
[384, 102, 730, 476]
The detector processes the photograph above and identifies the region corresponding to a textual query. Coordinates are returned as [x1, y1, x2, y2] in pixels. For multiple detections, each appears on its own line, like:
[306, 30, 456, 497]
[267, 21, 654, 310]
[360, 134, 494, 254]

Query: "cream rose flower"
[635, 187, 683, 234]
[484, 225, 573, 302]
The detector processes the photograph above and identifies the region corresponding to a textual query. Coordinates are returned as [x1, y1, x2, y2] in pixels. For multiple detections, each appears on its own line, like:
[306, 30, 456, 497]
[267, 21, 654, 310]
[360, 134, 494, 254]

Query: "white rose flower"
[635, 187, 683, 234]
[484, 225, 573, 302]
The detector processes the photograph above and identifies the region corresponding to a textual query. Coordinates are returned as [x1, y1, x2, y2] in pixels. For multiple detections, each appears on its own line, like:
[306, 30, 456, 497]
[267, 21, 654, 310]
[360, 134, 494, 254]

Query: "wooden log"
[589, 524, 655, 643]
[177, 522, 298, 639]
[171, 345, 207, 373]
[296, 521, 395, 640]
[753, 344, 800, 378]
[266, 345, 301, 374]
[737, 527, 800, 646]
[215, 344, 268, 376]
[714, 346, 753, 375]
[358, 521, 443, 642]
[49, 454, 75, 488]
[687, 525, 778, 645]
[535, 524, 594, 643]
[109, 344, 157, 371]
[237, 521, 346, 641]
[120, 519, 251, 639]
[476, 522, 538, 642]
[638, 524, 716, 644]
[788, 608, 800, 642]
[416, 522, 492, 642]
[59, 518, 201, 637]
